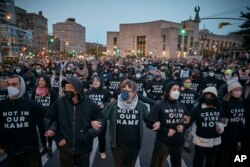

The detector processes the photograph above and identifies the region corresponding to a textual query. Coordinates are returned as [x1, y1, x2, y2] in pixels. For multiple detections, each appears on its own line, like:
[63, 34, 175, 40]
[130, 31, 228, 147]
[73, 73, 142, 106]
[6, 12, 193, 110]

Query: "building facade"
[15, 8, 48, 52]
[0, 0, 16, 25]
[0, 24, 32, 58]
[107, 19, 242, 59]
[53, 18, 86, 54]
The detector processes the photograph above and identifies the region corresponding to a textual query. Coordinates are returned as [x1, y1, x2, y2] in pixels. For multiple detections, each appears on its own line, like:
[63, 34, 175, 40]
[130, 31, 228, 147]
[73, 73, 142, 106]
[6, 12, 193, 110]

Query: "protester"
[146, 81, 190, 167]
[103, 80, 157, 167]
[0, 75, 45, 167]
[86, 77, 111, 159]
[217, 80, 246, 167]
[44, 77, 105, 167]
[31, 74, 58, 158]
[189, 87, 228, 167]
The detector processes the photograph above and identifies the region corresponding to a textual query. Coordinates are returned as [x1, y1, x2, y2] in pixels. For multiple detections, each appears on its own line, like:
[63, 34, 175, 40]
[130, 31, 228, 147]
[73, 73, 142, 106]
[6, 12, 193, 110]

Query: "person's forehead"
[8, 77, 19, 83]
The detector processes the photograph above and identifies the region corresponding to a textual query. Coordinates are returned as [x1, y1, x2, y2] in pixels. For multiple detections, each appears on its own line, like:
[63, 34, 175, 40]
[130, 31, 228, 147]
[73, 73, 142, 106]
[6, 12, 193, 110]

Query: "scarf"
[117, 94, 138, 110]
[36, 87, 49, 97]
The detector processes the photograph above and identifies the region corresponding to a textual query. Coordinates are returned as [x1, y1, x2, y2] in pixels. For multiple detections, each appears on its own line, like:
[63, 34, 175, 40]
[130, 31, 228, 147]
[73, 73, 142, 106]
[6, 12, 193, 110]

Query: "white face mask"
[16, 69, 21, 73]
[7, 86, 19, 97]
[36, 69, 42, 74]
[170, 90, 180, 100]
[232, 90, 242, 98]
[209, 72, 215, 77]
[135, 73, 141, 78]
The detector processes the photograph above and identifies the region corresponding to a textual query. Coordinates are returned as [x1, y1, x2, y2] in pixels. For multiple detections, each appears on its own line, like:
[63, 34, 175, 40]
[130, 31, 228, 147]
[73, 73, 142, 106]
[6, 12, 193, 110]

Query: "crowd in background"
[0, 56, 249, 167]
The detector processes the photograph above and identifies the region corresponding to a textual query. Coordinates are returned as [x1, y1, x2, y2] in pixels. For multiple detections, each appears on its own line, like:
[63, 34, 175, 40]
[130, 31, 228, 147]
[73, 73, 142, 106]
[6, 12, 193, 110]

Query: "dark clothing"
[0, 98, 45, 155]
[145, 78, 166, 101]
[201, 76, 220, 90]
[150, 138, 183, 167]
[193, 145, 219, 167]
[0, 89, 8, 101]
[179, 88, 198, 112]
[116, 107, 140, 148]
[190, 105, 224, 138]
[60, 152, 90, 167]
[146, 99, 189, 145]
[111, 143, 140, 167]
[7, 147, 42, 167]
[44, 95, 104, 155]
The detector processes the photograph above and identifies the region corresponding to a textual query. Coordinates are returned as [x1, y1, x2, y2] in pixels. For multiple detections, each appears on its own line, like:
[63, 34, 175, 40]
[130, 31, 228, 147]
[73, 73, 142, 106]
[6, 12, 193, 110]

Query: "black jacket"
[44, 95, 104, 155]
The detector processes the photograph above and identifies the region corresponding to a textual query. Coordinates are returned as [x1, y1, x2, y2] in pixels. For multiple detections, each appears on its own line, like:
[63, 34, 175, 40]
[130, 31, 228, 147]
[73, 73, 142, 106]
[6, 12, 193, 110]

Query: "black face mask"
[64, 91, 75, 99]
[203, 97, 216, 106]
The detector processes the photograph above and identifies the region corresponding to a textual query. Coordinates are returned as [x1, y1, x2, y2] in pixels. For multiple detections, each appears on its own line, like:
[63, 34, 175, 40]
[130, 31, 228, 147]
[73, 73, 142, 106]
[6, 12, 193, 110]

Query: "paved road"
[42, 124, 194, 167]
[0, 124, 194, 167]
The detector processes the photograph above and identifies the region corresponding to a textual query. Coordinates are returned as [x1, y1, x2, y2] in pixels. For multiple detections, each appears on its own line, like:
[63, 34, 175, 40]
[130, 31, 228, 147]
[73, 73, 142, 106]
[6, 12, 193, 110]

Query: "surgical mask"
[170, 90, 180, 100]
[135, 73, 141, 79]
[209, 72, 215, 77]
[232, 90, 242, 98]
[67, 67, 71, 71]
[7, 86, 19, 97]
[184, 82, 192, 89]
[36, 69, 42, 74]
[16, 69, 21, 73]
[64, 90, 75, 99]
[120, 91, 129, 101]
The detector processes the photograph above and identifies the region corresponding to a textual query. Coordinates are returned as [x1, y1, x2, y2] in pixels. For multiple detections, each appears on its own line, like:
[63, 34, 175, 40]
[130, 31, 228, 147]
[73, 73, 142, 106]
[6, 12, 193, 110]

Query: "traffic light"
[180, 25, 187, 35]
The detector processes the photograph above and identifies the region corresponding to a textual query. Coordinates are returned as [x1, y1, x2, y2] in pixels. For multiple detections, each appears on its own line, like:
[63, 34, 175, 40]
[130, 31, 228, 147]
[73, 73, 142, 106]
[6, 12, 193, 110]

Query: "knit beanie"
[164, 81, 179, 95]
[227, 80, 242, 92]
[203, 87, 218, 97]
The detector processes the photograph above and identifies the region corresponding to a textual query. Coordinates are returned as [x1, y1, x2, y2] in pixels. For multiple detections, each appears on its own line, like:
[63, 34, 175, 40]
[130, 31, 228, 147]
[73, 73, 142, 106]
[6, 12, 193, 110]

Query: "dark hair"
[120, 80, 137, 92]
[37, 74, 51, 89]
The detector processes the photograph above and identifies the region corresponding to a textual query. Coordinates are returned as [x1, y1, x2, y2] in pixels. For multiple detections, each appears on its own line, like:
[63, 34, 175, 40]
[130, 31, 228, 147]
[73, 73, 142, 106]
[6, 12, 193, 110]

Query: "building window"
[113, 37, 117, 46]
[136, 36, 146, 56]
[163, 35, 166, 51]
[184, 36, 188, 52]
[177, 35, 182, 51]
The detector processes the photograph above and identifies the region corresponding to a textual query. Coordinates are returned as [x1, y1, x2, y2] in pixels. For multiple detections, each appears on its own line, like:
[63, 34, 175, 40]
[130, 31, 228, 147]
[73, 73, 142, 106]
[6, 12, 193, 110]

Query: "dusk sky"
[15, 0, 250, 45]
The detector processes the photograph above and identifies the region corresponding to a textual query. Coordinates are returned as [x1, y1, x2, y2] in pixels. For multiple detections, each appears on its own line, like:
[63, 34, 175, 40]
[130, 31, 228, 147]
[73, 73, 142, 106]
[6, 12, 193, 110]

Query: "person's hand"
[91, 120, 102, 130]
[152, 121, 160, 131]
[99, 104, 104, 109]
[177, 125, 184, 133]
[58, 139, 66, 147]
[167, 128, 176, 137]
[216, 126, 222, 134]
[183, 115, 190, 124]
[44, 130, 55, 137]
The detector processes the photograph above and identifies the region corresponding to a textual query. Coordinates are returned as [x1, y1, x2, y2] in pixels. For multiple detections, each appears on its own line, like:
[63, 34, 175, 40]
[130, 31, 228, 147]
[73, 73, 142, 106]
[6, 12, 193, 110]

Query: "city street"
[42, 124, 194, 167]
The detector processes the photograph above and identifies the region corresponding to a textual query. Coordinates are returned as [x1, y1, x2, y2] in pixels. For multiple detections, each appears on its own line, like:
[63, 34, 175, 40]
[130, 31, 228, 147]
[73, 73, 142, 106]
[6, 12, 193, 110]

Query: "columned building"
[107, 14, 242, 59]
[53, 18, 86, 53]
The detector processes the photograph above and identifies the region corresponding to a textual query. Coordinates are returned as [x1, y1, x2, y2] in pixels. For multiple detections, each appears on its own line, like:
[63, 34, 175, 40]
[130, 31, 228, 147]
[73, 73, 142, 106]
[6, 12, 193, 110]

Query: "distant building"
[53, 18, 86, 53]
[0, 0, 16, 25]
[0, 24, 32, 58]
[15, 7, 48, 52]
[107, 18, 242, 59]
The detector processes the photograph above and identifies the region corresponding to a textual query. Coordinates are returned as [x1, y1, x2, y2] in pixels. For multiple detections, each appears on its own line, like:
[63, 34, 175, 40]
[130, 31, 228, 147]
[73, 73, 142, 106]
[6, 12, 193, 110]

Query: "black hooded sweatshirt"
[0, 76, 45, 155]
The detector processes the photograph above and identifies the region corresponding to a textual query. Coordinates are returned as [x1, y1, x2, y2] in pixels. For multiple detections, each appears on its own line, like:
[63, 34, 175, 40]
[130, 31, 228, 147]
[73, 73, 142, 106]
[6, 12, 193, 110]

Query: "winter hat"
[203, 87, 218, 97]
[164, 81, 179, 95]
[227, 80, 242, 92]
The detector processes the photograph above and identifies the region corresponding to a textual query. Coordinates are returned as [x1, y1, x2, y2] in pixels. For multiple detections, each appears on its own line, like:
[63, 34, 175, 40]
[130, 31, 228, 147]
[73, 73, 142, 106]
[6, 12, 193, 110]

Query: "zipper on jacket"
[72, 106, 76, 151]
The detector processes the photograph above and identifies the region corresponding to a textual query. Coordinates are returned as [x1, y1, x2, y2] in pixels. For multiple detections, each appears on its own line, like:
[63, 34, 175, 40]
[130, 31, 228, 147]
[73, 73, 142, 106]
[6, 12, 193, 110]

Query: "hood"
[12, 75, 26, 98]
[61, 77, 83, 95]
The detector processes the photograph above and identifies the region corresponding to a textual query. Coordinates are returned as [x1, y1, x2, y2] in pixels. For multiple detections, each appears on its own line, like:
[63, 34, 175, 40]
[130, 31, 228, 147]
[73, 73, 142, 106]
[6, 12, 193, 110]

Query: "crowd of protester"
[0, 56, 249, 167]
